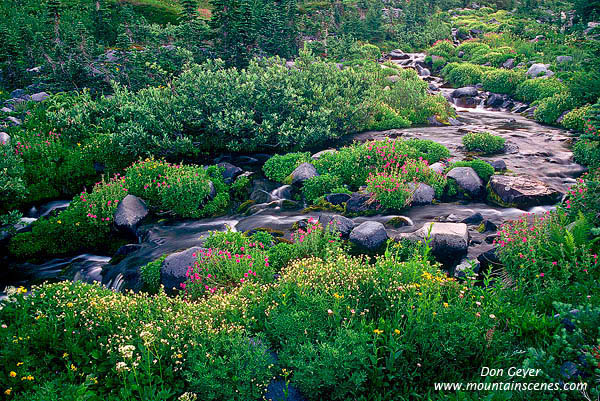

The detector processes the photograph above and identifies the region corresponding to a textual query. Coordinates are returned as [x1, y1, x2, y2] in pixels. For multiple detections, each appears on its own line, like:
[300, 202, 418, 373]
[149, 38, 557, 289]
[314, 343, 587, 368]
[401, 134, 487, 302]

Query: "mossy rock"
[244, 227, 285, 237]
[238, 199, 256, 214]
[302, 199, 345, 213]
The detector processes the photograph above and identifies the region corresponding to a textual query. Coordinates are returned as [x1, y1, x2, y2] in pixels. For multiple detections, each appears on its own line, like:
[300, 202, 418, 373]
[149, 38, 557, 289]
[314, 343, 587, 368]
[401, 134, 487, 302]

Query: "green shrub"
[462, 132, 506, 154]
[263, 152, 311, 183]
[561, 105, 592, 132]
[230, 175, 251, 201]
[456, 42, 491, 59]
[139, 256, 167, 294]
[441, 62, 484, 87]
[0, 146, 27, 213]
[515, 78, 568, 103]
[574, 140, 600, 168]
[481, 68, 525, 94]
[427, 40, 456, 60]
[302, 174, 344, 204]
[533, 92, 575, 125]
[448, 159, 495, 182]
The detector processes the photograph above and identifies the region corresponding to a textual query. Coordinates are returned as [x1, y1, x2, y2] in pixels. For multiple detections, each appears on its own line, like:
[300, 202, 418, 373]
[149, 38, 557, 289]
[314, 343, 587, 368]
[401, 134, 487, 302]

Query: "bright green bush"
[139, 255, 167, 294]
[302, 174, 344, 204]
[481, 68, 525, 94]
[462, 132, 506, 154]
[441, 62, 484, 87]
[561, 105, 592, 132]
[427, 40, 456, 60]
[262, 152, 311, 183]
[574, 140, 600, 168]
[0, 146, 27, 213]
[515, 78, 568, 103]
[533, 92, 575, 125]
[456, 42, 491, 59]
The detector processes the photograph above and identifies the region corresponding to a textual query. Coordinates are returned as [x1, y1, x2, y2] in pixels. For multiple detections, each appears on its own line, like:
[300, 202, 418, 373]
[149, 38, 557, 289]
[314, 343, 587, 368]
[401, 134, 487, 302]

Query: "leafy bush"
[448, 159, 495, 182]
[263, 152, 311, 183]
[574, 140, 600, 169]
[462, 132, 506, 154]
[515, 78, 568, 103]
[533, 92, 575, 125]
[0, 146, 27, 213]
[428, 40, 456, 59]
[561, 105, 592, 132]
[481, 68, 525, 94]
[302, 174, 344, 204]
[441, 62, 484, 87]
[139, 256, 167, 294]
[564, 170, 600, 223]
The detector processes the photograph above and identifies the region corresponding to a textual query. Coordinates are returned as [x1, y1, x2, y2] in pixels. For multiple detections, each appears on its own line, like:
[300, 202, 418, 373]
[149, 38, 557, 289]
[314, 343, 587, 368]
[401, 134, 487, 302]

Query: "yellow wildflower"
[66, 302, 74, 307]
[9, 371, 16, 378]
[373, 329, 383, 335]
[394, 329, 401, 335]
[16, 362, 23, 367]
[63, 353, 69, 358]
[443, 302, 449, 308]
[4, 388, 11, 395]
[70, 364, 77, 371]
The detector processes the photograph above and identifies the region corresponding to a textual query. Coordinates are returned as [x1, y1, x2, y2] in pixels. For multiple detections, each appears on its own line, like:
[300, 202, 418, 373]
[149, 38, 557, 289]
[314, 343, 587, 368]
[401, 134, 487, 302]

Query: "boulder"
[6, 116, 21, 126]
[429, 162, 446, 174]
[458, 50, 465, 58]
[454, 258, 480, 279]
[413, 222, 469, 260]
[427, 115, 445, 126]
[113, 195, 148, 236]
[477, 247, 500, 271]
[556, 55, 573, 63]
[486, 93, 505, 108]
[9, 89, 25, 99]
[1, 107, 12, 113]
[502, 58, 515, 69]
[447, 167, 484, 198]
[325, 192, 351, 205]
[345, 193, 376, 214]
[30, 92, 49, 102]
[451, 87, 478, 98]
[319, 214, 355, 238]
[388, 49, 410, 60]
[448, 117, 463, 126]
[161, 247, 204, 292]
[250, 188, 272, 204]
[311, 149, 337, 159]
[289, 163, 318, 185]
[0, 132, 10, 145]
[489, 159, 507, 171]
[217, 162, 243, 184]
[488, 174, 562, 208]
[271, 185, 294, 201]
[349, 221, 388, 251]
[526, 63, 554, 78]
[408, 183, 435, 205]
[462, 212, 484, 225]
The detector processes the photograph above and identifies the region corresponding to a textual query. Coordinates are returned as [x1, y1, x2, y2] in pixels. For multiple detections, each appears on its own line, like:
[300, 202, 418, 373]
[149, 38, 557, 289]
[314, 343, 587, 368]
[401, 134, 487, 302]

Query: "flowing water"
[1, 56, 586, 292]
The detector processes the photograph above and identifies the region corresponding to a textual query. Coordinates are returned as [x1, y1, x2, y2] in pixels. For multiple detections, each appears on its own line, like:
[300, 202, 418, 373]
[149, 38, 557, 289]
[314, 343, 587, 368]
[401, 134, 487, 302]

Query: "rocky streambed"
[1, 53, 585, 293]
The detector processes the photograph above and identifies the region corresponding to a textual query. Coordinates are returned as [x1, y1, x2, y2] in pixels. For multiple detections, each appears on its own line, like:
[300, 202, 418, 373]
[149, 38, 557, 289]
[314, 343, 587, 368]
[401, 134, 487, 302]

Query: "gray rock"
[271, 185, 294, 201]
[113, 195, 148, 236]
[488, 174, 562, 208]
[207, 181, 216, 199]
[418, 67, 431, 77]
[408, 183, 435, 205]
[429, 162, 446, 174]
[448, 117, 463, 126]
[384, 216, 413, 228]
[427, 115, 445, 126]
[556, 55, 573, 63]
[30, 92, 49, 102]
[486, 93, 505, 108]
[414, 222, 469, 260]
[527, 63, 554, 78]
[217, 162, 243, 184]
[9, 89, 25, 99]
[325, 193, 351, 205]
[388, 49, 410, 60]
[0, 132, 10, 145]
[311, 149, 337, 159]
[0, 107, 12, 113]
[345, 193, 376, 214]
[250, 189, 272, 204]
[349, 221, 388, 251]
[489, 159, 507, 171]
[447, 167, 485, 197]
[161, 247, 204, 292]
[458, 50, 465, 58]
[454, 258, 480, 279]
[469, 28, 483, 35]
[319, 214, 355, 238]
[290, 163, 318, 185]
[6, 116, 21, 126]
[502, 58, 515, 69]
[452, 86, 478, 98]
[556, 110, 570, 124]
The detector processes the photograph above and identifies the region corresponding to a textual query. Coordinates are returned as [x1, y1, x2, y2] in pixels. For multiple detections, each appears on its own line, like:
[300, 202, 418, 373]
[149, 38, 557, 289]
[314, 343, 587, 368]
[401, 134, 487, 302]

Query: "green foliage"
[462, 132, 506, 154]
[481, 68, 525, 94]
[230, 175, 251, 201]
[448, 159, 495, 182]
[533, 92, 575, 125]
[140, 255, 167, 294]
[561, 105, 592, 132]
[574, 140, 600, 169]
[515, 78, 568, 103]
[301, 174, 344, 204]
[0, 145, 27, 213]
[263, 152, 311, 183]
[441, 62, 484, 87]
[427, 40, 456, 59]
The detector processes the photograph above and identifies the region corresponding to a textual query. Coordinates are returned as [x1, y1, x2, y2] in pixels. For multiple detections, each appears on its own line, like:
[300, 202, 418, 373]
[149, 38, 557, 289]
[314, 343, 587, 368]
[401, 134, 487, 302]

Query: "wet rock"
[486, 93, 505, 108]
[454, 258, 480, 279]
[290, 162, 318, 185]
[161, 247, 204, 292]
[345, 193, 376, 214]
[408, 182, 435, 205]
[235, 155, 259, 165]
[413, 222, 469, 260]
[556, 55, 573, 63]
[485, 234, 497, 243]
[384, 216, 413, 228]
[427, 115, 445, 126]
[502, 58, 515, 69]
[462, 212, 484, 225]
[452, 86, 478, 98]
[388, 49, 410, 60]
[250, 188, 272, 204]
[207, 181, 217, 199]
[448, 117, 463, 126]
[325, 192, 351, 205]
[477, 247, 500, 271]
[0, 132, 10, 145]
[556, 110, 570, 124]
[489, 159, 507, 171]
[447, 167, 484, 198]
[217, 162, 243, 184]
[30, 92, 49, 102]
[271, 185, 294, 201]
[488, 174, 562, 208]
[527, 63, 554, 78]
[319, 214, 355, 238]
[350, 221, 388, 251]
[113, 195, 148, 237]
[481, 220, 497, 232]
[311, 149, 337, 159]
[9, 89, 25, 99]
[430, 162, 446, 174]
